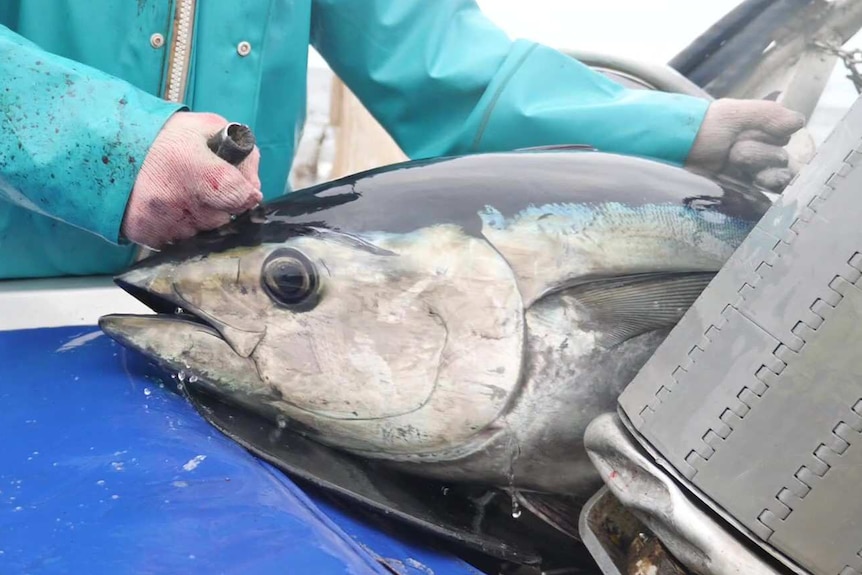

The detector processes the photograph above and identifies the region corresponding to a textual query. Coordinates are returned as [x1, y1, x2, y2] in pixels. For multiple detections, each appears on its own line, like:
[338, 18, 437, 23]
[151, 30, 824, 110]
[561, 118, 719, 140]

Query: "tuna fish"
[99, 148, 771, 524]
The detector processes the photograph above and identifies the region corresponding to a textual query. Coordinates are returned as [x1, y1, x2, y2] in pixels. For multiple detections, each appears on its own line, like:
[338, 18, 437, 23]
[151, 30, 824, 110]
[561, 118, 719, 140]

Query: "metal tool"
[209, 122, 260, 223]
[207, 122, 256, 166]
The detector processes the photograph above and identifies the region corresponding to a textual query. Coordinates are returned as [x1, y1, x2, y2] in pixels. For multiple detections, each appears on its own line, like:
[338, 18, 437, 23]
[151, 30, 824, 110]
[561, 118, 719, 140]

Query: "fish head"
[100, 220, 524, 454]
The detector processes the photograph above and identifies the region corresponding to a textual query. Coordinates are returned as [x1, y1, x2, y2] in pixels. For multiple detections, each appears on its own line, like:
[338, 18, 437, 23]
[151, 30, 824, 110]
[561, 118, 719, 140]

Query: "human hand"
[121, 112, 262, 249]
[685, 98, 807, 192]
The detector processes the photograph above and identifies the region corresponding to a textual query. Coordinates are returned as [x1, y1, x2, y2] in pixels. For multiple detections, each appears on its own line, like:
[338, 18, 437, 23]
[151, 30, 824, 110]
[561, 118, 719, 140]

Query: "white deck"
[0, 276, 152, 331]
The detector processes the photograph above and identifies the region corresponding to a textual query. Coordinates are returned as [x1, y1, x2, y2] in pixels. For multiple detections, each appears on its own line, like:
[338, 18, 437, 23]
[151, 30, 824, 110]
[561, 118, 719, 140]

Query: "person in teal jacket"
[0, 1, 804, 280]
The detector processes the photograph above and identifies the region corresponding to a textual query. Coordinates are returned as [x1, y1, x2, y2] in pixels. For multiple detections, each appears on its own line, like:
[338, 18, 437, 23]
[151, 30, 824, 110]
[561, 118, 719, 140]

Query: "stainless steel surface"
[616, 93, 862, 575]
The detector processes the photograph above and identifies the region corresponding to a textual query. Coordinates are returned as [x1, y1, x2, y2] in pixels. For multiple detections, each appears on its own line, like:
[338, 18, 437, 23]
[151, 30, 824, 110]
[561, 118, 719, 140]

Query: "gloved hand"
[121, 112, 262, 249]
[685, 98, 807, 192]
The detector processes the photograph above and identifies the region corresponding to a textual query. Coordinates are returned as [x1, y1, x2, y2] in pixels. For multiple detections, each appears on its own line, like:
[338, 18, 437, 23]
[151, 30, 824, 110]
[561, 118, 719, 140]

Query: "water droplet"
[175, 307, 184, 315]
[52, 462, 58, 467]
[268, 417, 288, 442]
[188, 375, 198, 384]
[177, 382, 184, 392]
[73, 376, 79, 381]
[505, 433, 522, 519]
[177, 371, 186, 382]
[189, 555, 196, 560]
[172, 481, 188, 488]
[111, 462, 124, 472]
[32, 451, 39, 456]
[96, 480, 105, 486]
[111, 495, 119, 500]
[13, 506, 22, 512]
[143, 388, 151, 397]
[441, 487, 449, 495]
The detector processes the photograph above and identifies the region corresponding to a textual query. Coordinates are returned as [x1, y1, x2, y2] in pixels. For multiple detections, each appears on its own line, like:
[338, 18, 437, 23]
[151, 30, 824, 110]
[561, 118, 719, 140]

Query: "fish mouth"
[101, 263, 265, 360]
[113, 274, 219, 333]
[99, 267, 269, 410]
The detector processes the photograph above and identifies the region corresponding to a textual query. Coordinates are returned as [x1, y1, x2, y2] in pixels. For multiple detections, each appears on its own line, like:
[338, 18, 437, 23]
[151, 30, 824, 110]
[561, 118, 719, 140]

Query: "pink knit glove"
[122, 112, 262, 249]
[685, 98, 806, 192]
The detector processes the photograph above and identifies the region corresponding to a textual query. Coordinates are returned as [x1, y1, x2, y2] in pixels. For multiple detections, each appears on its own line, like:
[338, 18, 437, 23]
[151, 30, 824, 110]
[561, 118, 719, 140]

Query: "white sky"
[474, 0, 746, 64]
[308, 0, 748, 67]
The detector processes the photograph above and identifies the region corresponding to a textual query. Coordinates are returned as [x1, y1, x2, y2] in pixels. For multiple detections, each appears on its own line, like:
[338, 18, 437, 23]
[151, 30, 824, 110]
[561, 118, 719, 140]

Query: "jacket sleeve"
[0, 25, 184, 244]
[309, 0, 710, 166]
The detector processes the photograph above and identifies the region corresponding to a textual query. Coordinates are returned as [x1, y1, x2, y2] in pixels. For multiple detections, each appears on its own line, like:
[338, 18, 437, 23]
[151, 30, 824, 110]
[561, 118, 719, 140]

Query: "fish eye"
[261, 248, 319, 309]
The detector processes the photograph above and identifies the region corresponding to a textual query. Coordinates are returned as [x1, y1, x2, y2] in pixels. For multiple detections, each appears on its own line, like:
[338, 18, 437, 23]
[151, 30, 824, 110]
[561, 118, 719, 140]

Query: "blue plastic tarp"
[0, 325, 484, 575]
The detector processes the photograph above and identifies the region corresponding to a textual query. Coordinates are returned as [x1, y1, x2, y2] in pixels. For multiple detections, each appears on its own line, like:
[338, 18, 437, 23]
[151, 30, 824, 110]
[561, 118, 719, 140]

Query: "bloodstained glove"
[121, 112, 262, 249]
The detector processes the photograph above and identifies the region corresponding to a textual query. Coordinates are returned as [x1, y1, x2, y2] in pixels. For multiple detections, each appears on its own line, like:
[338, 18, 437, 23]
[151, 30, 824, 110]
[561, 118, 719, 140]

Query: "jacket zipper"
[134, 0, 196, 259]
[163, 0, 196, 103]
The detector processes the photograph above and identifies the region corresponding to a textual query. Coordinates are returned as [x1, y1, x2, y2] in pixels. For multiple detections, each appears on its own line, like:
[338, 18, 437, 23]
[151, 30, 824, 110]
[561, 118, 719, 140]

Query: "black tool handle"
[207, 122, 256, 166]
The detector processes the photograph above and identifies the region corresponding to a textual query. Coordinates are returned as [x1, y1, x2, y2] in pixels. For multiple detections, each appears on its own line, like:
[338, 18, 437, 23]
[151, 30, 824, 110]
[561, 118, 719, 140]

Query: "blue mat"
[0, 325, 484, 574]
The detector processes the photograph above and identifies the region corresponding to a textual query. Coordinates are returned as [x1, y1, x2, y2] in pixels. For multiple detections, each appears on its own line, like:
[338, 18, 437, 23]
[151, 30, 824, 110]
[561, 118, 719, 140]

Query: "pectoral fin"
[566, 272, 715, 347]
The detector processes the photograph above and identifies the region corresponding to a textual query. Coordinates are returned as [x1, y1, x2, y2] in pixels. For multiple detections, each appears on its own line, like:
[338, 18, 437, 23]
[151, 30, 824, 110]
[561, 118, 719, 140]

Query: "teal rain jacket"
[0, 0, 710, 280]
